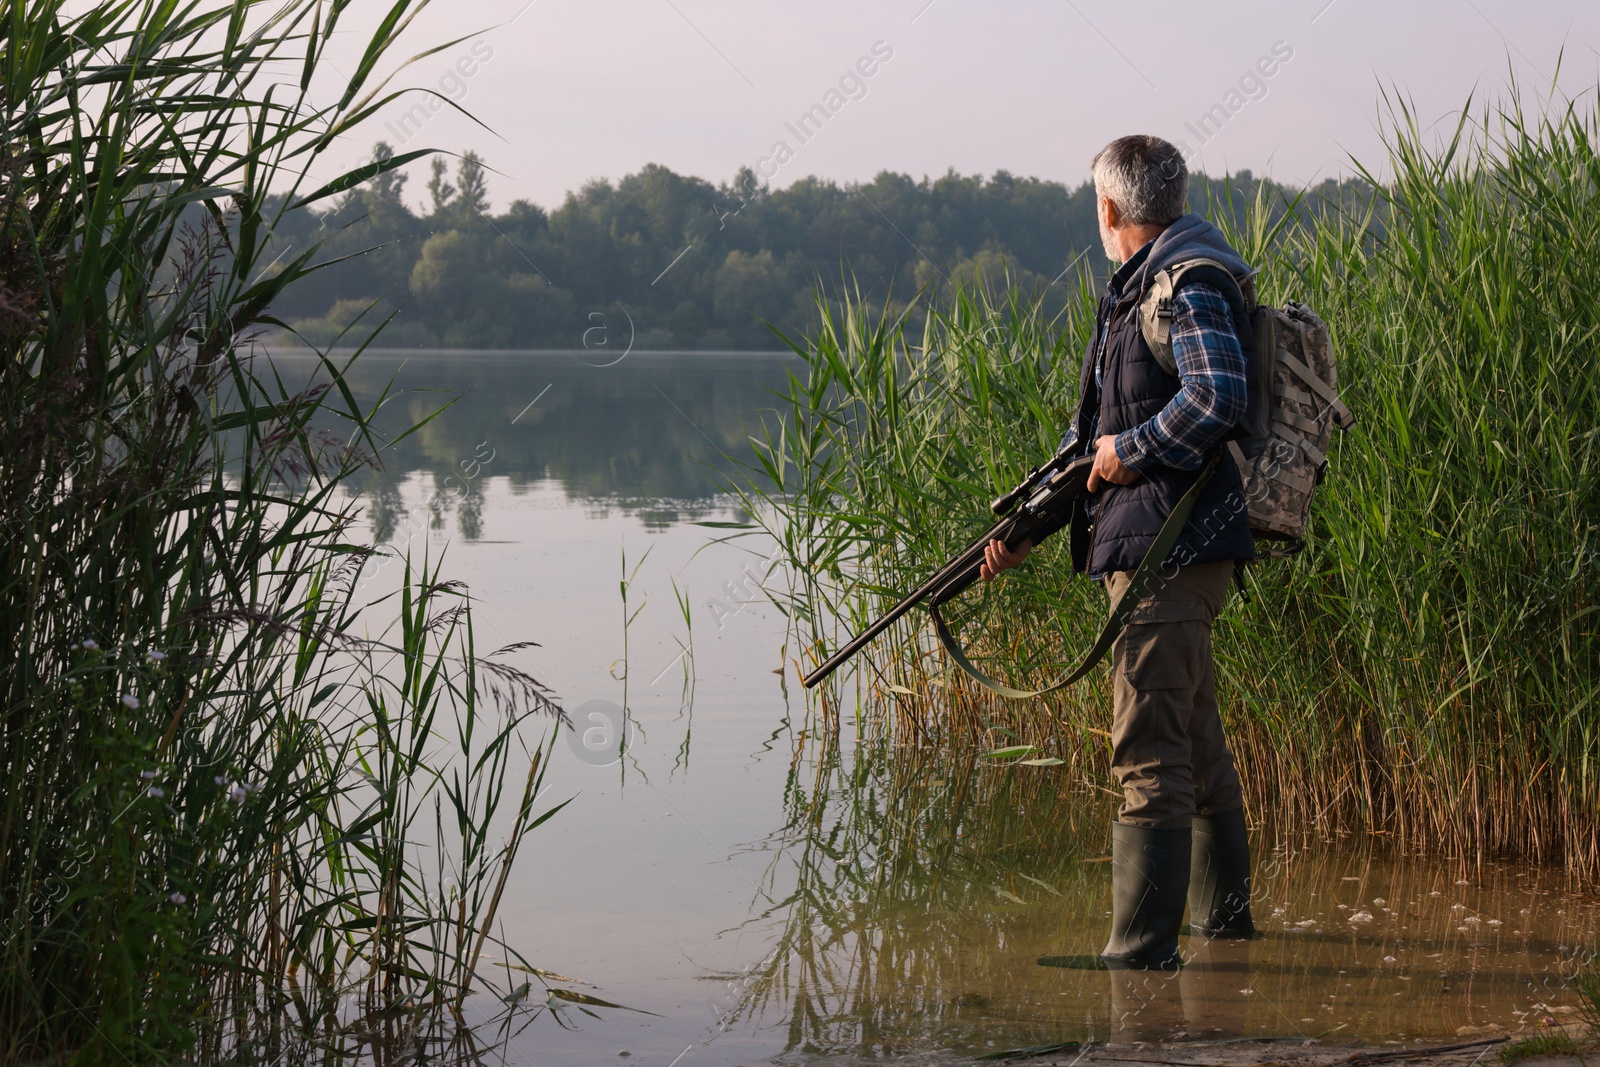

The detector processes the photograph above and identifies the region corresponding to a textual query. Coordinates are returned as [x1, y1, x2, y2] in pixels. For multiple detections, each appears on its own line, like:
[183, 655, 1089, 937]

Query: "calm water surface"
[271, 349, 1598, 1066]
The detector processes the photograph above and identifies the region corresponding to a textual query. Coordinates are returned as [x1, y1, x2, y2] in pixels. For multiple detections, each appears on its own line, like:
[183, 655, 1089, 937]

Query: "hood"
[1125, 212, 1253, 296]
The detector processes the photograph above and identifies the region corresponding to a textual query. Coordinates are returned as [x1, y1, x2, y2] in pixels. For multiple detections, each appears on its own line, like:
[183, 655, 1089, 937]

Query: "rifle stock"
[801, 451, 1093, 689]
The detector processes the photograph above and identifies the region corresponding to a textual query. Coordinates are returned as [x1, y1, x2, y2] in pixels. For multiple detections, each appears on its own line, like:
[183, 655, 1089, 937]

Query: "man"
[980, 135, 1256, 969]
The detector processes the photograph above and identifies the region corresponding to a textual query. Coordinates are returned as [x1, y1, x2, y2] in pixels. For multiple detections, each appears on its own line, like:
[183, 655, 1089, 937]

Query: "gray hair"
[1091, 135, 1188, 226]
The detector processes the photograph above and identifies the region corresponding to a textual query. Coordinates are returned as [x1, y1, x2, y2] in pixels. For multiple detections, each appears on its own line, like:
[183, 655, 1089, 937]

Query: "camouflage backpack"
[1139, 260, 1354, 556]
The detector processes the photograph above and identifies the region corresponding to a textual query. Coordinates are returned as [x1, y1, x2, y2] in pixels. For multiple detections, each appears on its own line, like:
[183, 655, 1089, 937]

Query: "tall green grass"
[1, 2, 569, 1061]
[744, 93, 1600, 875]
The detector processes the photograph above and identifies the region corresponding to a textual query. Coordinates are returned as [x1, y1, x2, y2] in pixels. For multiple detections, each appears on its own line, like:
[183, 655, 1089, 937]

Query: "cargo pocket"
[1120, 620, 1198, 691]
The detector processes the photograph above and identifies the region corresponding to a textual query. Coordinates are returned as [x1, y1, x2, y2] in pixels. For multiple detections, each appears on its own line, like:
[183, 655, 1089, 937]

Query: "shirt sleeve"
[1113, 283, 1247, 472]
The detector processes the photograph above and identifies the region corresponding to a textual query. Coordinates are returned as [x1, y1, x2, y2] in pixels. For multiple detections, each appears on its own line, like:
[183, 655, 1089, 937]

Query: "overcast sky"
[312, 0, 1600, 212]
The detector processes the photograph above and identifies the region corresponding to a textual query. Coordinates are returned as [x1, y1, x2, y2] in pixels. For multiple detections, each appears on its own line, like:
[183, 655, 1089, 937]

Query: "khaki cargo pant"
[1105, 559, 1244, 830]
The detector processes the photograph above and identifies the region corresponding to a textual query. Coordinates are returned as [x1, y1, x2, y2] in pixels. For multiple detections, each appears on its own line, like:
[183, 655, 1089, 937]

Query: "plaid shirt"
[1059, 283, 1247, 471]
[1114, 283, 1248, 471]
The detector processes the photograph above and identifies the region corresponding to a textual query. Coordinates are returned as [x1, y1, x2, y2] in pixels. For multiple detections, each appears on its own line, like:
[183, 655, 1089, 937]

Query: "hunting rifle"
[799, 444, 1222, 697]
[800, 444, 1092, 689]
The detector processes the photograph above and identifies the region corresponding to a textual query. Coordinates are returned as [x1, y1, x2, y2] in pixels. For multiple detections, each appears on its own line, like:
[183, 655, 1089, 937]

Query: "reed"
[1, 2, 568, 1061]
[1578, 955, 1600, 1034]
[743, 90, 1600, 877]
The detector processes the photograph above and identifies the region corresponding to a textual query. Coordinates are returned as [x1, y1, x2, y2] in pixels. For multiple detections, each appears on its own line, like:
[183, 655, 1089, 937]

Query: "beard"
[1099, 218, 1121, 264]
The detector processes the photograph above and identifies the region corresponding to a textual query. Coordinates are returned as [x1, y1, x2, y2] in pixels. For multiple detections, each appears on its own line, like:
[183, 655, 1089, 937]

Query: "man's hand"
[1087, 434, 1141, 492]
[980, 538, 1032, 582]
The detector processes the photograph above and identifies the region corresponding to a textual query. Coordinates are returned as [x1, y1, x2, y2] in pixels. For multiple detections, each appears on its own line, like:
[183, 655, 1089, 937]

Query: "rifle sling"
[930, 454, 1220, 700]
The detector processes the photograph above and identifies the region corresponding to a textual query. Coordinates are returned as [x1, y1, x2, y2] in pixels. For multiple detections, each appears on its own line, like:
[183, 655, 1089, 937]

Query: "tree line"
[266, 145, 1370, 351]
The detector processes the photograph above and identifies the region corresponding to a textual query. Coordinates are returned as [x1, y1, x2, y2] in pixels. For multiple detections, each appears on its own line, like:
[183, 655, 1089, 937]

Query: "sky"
[310, 0, 1600, 213]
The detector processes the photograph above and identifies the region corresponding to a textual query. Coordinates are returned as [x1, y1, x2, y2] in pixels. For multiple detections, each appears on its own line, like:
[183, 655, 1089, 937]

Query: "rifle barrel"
[797, 453, 1089, 690]
[800, 517, 1009, 688]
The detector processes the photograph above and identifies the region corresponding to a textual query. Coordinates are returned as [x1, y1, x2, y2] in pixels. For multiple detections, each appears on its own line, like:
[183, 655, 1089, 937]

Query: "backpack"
[1138, 259, 1354, 557]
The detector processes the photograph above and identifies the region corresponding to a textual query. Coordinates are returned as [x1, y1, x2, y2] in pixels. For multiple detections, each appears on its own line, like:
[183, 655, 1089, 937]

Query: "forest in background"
[266, 147, 1372, 351]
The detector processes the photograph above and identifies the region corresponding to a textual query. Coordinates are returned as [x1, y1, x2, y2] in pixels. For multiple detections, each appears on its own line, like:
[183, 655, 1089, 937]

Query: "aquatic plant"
[1499, 1032, 1582, 1062]
[1576, 952, 1600, 1035]
[741, 89, 1600, 875]
[0, 1, 570, 1060]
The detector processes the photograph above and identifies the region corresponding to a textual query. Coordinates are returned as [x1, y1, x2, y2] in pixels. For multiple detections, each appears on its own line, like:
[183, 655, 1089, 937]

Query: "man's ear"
[1099, 195, 1120, 231]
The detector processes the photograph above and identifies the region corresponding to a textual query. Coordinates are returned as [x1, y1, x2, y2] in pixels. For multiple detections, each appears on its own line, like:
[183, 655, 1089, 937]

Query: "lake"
[268, 348, 1599, 1066]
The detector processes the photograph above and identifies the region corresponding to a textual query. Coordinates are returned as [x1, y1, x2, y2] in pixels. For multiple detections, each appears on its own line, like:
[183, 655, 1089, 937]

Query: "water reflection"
[736, 734, 1600, 1058]
[265, 349, 798, 534]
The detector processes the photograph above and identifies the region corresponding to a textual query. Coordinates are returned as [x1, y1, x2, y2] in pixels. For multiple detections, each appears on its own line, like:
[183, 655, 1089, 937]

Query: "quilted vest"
[1068, 276, 1256, 576]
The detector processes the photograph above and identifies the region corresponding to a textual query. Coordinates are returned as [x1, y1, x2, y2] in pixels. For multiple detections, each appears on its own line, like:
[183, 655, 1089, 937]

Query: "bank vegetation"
[1, 1, 568, 1061]
[747, 90, 1600, 877]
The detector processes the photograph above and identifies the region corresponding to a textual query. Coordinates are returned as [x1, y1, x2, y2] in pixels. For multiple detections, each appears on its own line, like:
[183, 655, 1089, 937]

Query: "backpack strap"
[1138, 258, 1255, 376]
[1280, 349, 1355, 429]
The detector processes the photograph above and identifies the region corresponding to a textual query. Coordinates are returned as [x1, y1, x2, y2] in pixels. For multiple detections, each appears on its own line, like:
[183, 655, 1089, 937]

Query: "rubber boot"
[1038, 822, 1191, 970]
[1188, 809, 1255, 938]
[1101, 821, 1192, 969]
